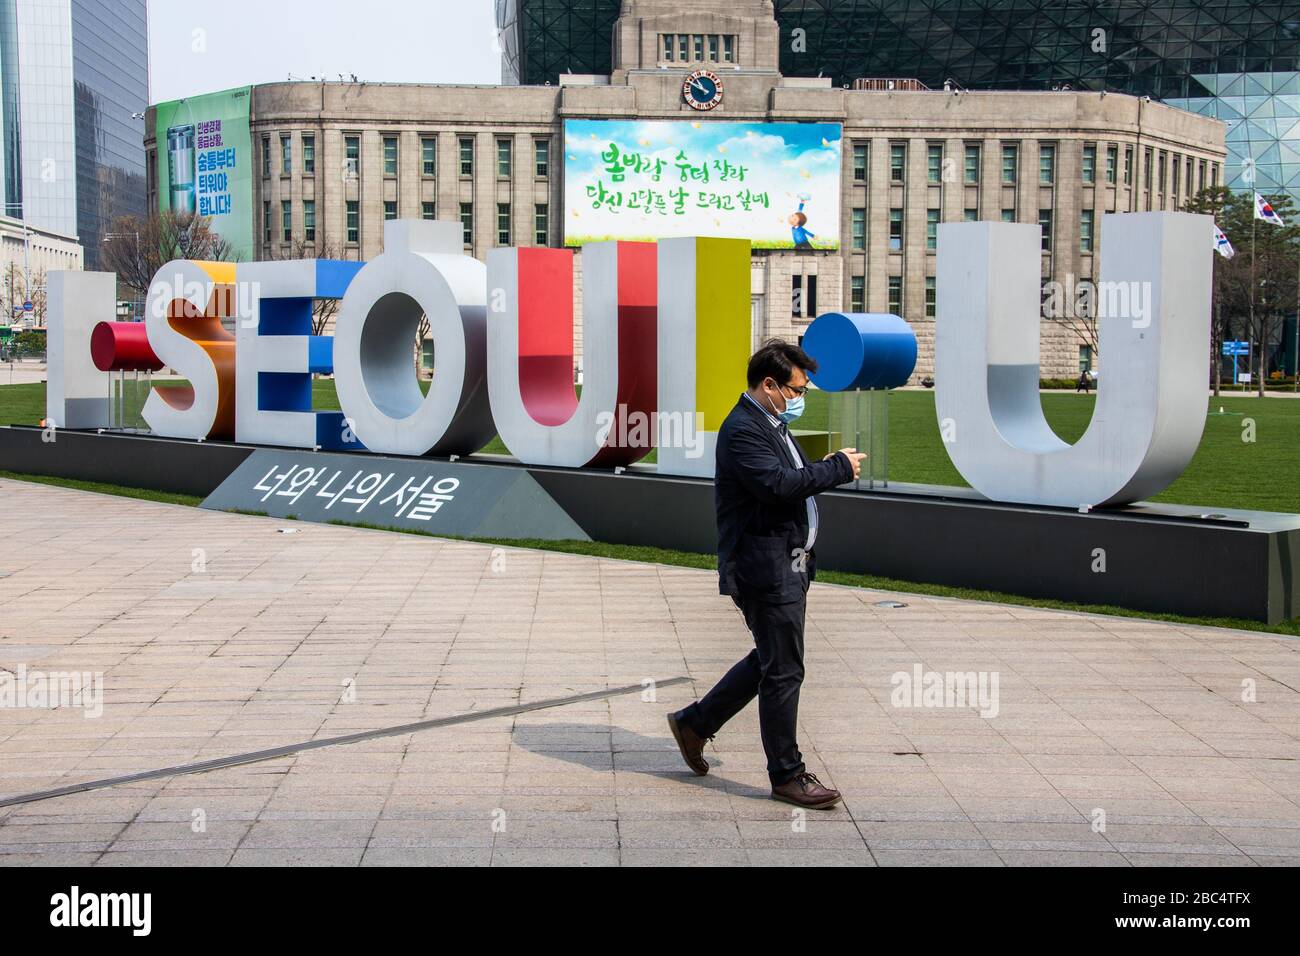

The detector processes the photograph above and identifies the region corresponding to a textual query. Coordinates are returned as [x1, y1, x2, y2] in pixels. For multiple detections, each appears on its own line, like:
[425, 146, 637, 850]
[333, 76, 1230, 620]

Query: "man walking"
[667, 340, 865, 809]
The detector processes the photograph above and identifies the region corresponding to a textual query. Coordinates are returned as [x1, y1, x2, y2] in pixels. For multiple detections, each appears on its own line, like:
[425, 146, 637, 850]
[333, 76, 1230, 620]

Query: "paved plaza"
[0, 477, 1297, 866]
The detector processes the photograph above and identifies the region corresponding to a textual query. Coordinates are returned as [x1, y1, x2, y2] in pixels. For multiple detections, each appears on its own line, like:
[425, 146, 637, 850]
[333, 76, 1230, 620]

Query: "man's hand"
[827, 447, 868, 479]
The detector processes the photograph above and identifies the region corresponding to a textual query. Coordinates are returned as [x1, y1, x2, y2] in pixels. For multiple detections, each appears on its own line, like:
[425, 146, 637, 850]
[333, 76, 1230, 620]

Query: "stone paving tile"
[1, 477, 1298, 867]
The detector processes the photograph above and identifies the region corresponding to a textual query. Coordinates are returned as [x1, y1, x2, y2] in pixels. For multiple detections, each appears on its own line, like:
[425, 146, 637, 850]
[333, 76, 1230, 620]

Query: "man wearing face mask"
[667, 339, 866, 809]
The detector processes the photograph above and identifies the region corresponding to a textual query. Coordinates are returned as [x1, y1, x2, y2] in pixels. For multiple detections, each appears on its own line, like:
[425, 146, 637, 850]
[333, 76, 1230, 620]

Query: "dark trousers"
[681, 582, 808, 786]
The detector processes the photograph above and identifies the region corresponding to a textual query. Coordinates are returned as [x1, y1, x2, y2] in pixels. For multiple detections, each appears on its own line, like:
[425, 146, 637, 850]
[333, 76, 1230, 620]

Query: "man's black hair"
[746, 338, 818, 389]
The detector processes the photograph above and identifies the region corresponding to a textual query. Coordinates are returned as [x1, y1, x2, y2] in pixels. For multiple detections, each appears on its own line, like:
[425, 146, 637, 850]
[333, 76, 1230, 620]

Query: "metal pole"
[865, 389, 874, 491]
[1249, 215, 1256, 393]
[852, 388, 860, 492]
[881, 389, 889, 488]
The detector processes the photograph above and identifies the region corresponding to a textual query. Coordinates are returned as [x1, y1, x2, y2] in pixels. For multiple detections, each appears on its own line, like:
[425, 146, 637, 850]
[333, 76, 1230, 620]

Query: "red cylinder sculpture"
[90, 321, 164, 372]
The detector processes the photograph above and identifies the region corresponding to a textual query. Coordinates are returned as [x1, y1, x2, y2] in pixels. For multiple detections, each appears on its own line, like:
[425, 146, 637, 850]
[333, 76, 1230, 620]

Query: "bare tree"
[100, 211, 238, 296]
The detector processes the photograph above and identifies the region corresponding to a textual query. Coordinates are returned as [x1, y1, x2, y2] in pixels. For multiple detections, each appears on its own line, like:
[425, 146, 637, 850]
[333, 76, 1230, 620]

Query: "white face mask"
[764, 381, 805, 424]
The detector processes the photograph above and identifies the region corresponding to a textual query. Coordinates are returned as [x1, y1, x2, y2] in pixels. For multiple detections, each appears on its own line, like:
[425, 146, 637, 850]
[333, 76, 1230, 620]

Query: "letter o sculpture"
[333, 221, 496, 456]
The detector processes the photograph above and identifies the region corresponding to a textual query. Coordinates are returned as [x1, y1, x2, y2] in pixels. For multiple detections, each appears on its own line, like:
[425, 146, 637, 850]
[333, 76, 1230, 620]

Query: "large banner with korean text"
[154, 86, 254, 259]
[564, 119, 842, 249]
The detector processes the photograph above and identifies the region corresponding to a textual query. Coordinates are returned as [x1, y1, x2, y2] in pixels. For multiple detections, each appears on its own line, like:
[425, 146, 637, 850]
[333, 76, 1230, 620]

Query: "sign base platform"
[2, 426, 1296, 625]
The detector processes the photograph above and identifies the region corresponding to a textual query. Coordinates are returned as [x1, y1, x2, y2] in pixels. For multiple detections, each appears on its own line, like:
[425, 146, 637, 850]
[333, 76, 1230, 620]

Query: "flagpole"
[1250, 212, 1256, 395]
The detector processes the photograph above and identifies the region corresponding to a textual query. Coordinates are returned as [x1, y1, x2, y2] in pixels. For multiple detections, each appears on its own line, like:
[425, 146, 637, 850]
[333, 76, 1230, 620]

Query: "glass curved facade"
[498, 0, 1300, 200]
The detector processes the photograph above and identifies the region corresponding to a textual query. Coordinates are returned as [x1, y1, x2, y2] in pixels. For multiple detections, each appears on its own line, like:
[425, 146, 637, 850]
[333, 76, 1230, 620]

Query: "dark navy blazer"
[714, 395, 853, 603]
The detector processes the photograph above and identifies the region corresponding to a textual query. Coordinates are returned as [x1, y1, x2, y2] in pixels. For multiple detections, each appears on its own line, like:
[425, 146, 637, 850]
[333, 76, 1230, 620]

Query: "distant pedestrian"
[1076, 369, 1092, 393]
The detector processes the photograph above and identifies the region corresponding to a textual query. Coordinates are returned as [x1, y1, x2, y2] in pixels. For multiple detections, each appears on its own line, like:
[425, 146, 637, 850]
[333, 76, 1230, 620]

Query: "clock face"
[682, 69, 723, 111]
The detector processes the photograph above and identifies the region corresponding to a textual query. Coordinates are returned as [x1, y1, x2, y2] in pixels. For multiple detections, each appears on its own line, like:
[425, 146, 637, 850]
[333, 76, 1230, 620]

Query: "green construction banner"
[154, 86, 253, 260]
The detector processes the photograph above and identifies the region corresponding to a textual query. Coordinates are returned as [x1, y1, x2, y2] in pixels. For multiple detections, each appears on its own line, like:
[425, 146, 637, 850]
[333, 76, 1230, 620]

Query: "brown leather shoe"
[771, 771, 841, 809]
[666, 711, 710, 776]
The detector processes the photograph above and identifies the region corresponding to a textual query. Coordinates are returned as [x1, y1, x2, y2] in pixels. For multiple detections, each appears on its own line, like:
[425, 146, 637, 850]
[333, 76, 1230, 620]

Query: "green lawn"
[3, 379, 1296, 512]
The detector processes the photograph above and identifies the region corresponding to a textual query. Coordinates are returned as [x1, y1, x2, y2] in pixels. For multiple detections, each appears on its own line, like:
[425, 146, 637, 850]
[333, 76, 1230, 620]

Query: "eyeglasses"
[781, 382, 808, 397]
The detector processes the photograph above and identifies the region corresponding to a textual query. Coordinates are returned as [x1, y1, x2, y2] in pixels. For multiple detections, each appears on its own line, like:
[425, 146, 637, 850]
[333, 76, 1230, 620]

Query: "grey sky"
[147, 0, 502, 104]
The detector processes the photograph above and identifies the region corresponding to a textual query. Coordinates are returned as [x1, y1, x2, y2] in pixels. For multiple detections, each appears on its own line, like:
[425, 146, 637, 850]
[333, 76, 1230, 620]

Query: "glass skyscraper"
[498, 0, 1300, 202]
[0, 0, 148, 269]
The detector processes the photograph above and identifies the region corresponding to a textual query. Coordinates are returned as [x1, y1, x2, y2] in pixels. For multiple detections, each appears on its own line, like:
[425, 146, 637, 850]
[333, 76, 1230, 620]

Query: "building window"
[535, 139, 550, 178]
[1124, 147, 1134, 186]
[1105, 145, 1117, 183]
[708, 34, 719, 61]
[346, 201, 359, 244]
[535, 203, 549, 245]
[1039, 208, 1053, 252]
[887, 275, 902, 315]
[422, 201, 435, 220]
[345, 135, 360, 178]
[1211, 163, 1219, 187]
[1080, 208, 1094, 252]
[497, 139, 512, 178]
[1082, 145, 1096, 184]
[964, 144, 980, 184]
[925, 276, 936, 318]
[303, 200, 315, 241]
[1039, 144, 1056, 184]
[678, 34, 688, 60]
[384, 201, 397, 221]
[497, 202, 511, 245]
[693, 34, 704, 60]
[889, 208, 903, 250]
[1172, 154, 1180, 197]
[926, 209, 940, 250]
[263, 200, 271, 243]
[281, 135, 292, 174]
[459, 137, 474, 177]
[852, 143, 867, 182]
[1144, 148, 1153, 189]
[889, 143, 906, 183]
[422, 137, 436, 176]
[262, 136, 271, 177]
[1001, 208, 1014, 222]
[1186, 156, 1194, 195]
[1198, 159, 1206, 192]
[663, 34, 673, 60]
[927, 143, 942, 183]
[1079, 344, 1093, 373]
[791, 274, 817, 318]
[383, 136, 398, 176]
[281, 200, 291, 242]
[851, 207, 865, 249]
[850, 275, 864, 312]
[460, 202, 473, 246]
[963, 208, 977, 221]
[1001, 144, 1018, 184]
[302, 136, 315, 174]
[723, 34, 734, 62]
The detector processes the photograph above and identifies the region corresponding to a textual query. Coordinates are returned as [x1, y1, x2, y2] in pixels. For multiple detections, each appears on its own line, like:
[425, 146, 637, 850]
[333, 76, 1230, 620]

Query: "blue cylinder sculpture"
[802, 312, 917, 391]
